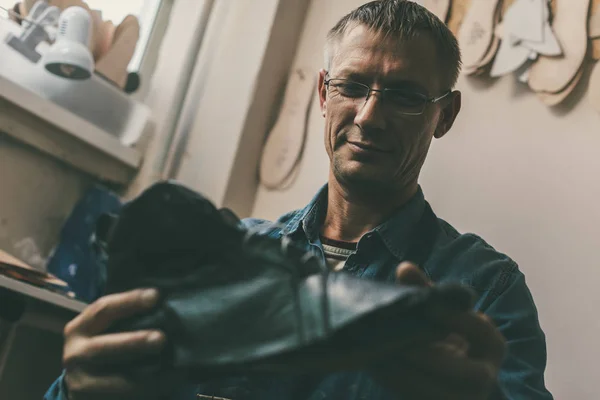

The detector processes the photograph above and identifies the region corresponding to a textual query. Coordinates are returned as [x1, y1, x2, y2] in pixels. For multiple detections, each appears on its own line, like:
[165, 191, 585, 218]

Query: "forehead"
[330, 25, 442, 92]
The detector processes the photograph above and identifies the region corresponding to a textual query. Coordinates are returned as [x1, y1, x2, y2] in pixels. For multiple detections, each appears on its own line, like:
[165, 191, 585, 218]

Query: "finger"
[65, 289, 160, 336]
[372, 362, 485, 400]
[63, 330, 166, 368]
[439, 333, 470, 357]
[395, 261, 432, 287]
[427, 308, 506, 364]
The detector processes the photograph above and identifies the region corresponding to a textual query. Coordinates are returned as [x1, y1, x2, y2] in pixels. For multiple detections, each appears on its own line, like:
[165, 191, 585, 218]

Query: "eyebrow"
[334, 70, 429, 95]
[385, 80, 429, 95]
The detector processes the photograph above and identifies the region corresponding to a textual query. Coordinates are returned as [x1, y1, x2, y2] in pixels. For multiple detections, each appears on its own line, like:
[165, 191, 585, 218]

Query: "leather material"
[104, 181, 474, 378]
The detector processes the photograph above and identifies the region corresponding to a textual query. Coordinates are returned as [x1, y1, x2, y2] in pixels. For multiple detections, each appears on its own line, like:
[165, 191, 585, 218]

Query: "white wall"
[171, 0, 309, 217]
[422, 70, 600, 400]
[251, 1, 600, 398]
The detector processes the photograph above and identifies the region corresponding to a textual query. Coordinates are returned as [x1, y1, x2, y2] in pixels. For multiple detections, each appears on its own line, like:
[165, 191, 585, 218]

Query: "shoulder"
[427, 216, 522, 301]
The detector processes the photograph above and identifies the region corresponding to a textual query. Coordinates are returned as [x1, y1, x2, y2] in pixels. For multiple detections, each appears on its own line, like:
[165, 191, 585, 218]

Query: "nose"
[354, 90, 386, 133]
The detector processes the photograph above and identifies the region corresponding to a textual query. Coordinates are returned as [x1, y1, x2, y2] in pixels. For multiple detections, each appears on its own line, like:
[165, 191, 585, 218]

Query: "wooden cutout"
[593, 38, 600, 59]
[447, 0, 472, 36]
[537, 66, 584, 105]
[273, 158, 302, 192]
[502, 0, 518, 18]
[95, 15, 140, 89]
[589, 60, 600, 112]
[0, 249, 43, 275]
[96, 20, 116, 62]
[259, 68, 315, 190]
[424, 0, 451, 22]
[518, 66, 531, 83]
[465, 4, 502, 74]
[521, 24, 562, 56]
[48, 0, 87, 10]
[501, 0, 515, 20]
[490, 0, 538, 77]
[18, 1, 42, 21]
[495, 21, 504, 38]
[493, 0, 561, 80]
[590, 0, 600, 39]
[528, 0, 591, 93]
[459, 0, 502, 69]
[490, 35, 531, 77]
[0, 249, 68, 287]
[480, 4, 503, 66]
[520, 2, 562, 56]
[21, 0, 79, 16]
[591, 0, 600, 59]
[465, 65, 488, 76]
[89, 9, 105, 61]
[479, 35, 501, 67]
[591, 14, 600, 38]
[504, 0, 545, 43]
[550, 0, 557, 20]
[463, 65, 480, 75]
[21, 0, 38, 16]
[479, 3, 502, 69]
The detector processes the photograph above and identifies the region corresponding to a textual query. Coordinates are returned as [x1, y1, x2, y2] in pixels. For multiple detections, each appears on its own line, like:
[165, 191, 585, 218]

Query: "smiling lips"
[347, 141, 390, 153]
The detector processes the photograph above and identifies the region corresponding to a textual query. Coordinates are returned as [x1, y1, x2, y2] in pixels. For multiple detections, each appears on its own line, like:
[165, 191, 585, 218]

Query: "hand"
[372, 262, 506, 400]
[62, 288, 173, 400]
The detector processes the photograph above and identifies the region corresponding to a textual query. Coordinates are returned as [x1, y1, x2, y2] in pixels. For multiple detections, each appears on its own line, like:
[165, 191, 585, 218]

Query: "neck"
[321, 173, 418, 243]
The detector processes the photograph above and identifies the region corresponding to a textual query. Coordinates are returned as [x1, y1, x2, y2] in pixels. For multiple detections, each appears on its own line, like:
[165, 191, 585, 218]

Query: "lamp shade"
[43, 6, 94, 80]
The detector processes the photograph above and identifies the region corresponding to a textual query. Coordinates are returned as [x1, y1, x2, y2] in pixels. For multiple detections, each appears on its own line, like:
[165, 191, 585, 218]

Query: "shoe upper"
[103, 181, 474, 378]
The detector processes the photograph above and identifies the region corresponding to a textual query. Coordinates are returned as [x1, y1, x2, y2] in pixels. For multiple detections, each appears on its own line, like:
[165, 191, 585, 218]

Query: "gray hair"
[325, 0, 462, 88]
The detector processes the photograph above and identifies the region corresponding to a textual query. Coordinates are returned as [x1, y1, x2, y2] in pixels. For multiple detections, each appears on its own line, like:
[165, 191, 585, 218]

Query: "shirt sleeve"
[43, 372, 69, 400]
[481, 268, 554, 400]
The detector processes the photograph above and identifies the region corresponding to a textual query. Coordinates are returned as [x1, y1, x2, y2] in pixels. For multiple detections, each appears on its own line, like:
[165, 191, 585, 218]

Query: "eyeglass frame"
[323, 75, 452, 116]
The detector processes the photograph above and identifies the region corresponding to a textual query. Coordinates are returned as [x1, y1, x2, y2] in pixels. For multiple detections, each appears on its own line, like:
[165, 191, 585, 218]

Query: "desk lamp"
[43, 6, 94, 80]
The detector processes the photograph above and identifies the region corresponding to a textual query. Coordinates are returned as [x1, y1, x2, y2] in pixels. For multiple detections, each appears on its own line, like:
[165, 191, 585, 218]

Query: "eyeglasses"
[324, 77, 451, 116]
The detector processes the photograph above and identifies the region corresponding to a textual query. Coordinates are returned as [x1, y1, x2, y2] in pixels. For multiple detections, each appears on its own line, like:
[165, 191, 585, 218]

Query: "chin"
[333, 162, 392, 193]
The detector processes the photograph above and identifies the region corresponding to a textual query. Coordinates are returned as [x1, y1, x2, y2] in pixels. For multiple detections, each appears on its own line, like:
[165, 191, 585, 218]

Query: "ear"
[434, 90, 462, 139]
[318, 69, 328, 118]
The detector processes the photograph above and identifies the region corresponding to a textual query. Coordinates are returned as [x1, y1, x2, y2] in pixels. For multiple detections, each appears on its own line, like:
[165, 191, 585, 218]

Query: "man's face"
[318, 25, 460, 193]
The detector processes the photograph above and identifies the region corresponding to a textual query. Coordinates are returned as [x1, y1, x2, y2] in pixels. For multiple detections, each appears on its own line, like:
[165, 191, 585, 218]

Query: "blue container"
[46, 185, 122, 303]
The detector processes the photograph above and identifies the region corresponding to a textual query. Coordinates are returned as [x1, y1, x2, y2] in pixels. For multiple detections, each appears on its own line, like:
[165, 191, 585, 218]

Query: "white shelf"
[0, 75, 145, 185]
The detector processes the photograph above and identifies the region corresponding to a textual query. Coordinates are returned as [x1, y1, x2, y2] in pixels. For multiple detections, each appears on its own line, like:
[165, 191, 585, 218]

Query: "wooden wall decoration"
[428, 0, 600, 112]
[458, 0, 502, 74]
[589, 0, 600, 111]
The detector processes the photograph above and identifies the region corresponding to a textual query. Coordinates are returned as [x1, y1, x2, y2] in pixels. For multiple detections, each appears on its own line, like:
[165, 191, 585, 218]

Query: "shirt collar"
[282, 184, 328, 241]
[284, 184, 427, 259]
[374, 187, 426, 259]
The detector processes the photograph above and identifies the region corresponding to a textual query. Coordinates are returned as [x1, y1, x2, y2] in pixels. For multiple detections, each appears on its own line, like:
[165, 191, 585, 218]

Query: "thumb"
[395, 261, 432, 287]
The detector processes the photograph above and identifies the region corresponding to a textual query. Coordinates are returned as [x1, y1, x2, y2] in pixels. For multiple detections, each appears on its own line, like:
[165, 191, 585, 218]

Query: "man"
[44, 1, 553, 399]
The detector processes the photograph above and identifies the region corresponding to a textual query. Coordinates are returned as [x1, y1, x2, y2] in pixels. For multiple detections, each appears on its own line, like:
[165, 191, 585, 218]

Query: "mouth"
[346, 141, 389, 153]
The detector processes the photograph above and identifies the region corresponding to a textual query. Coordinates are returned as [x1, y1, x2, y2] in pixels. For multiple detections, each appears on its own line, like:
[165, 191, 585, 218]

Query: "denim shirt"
[45, 185, 553, 400]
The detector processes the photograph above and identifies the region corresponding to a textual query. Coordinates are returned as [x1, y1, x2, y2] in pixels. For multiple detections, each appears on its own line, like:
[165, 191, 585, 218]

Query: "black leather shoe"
[103, 181, 474, 379]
